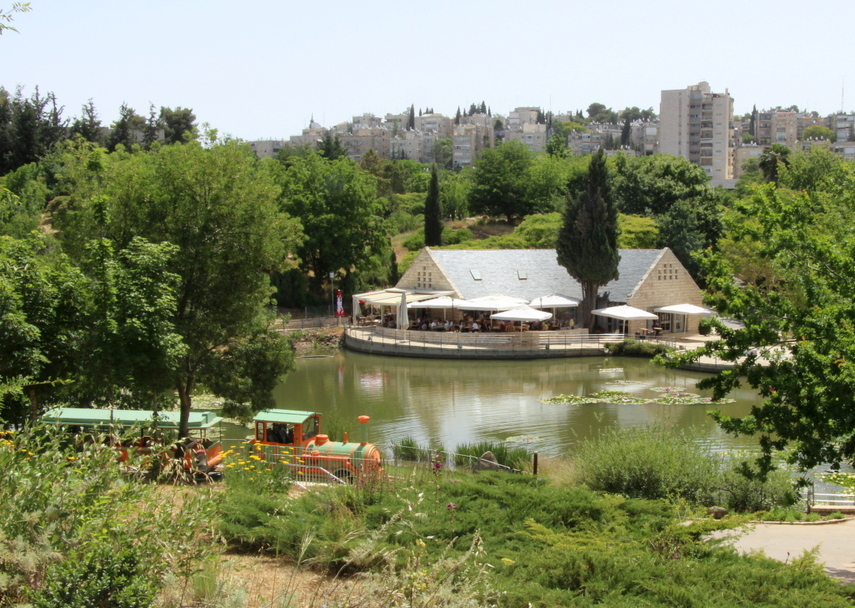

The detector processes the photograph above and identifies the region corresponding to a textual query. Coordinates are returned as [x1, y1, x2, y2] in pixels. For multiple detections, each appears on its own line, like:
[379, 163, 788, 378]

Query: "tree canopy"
[669, 160, 855, 473]
[557, 149, 620, 328]
[49, 141, 303, 435]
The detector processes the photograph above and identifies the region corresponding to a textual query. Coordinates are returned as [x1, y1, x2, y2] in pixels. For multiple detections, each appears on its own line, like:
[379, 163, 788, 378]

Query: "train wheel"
[334, 469, 355, 484]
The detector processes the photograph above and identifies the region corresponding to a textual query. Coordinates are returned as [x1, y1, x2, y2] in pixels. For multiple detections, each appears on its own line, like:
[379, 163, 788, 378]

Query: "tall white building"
[660, 82, 734, 179]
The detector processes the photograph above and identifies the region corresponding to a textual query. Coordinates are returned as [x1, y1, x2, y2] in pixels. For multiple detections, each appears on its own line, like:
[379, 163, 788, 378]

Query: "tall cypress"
[423, 164, 443, 247]
[556, 148, 620, 329]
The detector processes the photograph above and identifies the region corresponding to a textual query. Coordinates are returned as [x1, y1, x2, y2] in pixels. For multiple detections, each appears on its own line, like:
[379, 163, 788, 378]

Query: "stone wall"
[397, 249, 458, 293]
[626, 249, 704, 335]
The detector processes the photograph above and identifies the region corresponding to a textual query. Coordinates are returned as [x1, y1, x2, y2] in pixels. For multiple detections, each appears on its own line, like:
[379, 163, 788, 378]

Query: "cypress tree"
[423, 164, 443, 247]
[556, 148, 620, 329]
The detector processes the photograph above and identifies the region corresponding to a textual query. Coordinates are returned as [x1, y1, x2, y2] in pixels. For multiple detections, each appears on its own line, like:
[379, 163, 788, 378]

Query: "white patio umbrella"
[529, 294, 580, 309]
[458, 295, 529, 312]
[490, 306, 553, 322]
[654, 303, 716, 315]
[406, 296, 473, 310]
[592, 305, 658, 335]
[530, 294, 580, 328]
[396, 291, 409, 329]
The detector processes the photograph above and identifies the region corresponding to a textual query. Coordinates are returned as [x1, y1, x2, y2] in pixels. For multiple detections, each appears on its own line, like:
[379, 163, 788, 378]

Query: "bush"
[402, 230, 425, 251]
[453, 441, 530, 470]
[716, 461, 799, 512]
[605, 339, 673, 357]
[30, 543, 157, 608]
[572, 425, 719, 503]
[444, 228, 473, 245]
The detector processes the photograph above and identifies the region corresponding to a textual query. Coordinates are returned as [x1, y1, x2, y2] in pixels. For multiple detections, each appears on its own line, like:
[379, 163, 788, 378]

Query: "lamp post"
[329, 271, 335, 318]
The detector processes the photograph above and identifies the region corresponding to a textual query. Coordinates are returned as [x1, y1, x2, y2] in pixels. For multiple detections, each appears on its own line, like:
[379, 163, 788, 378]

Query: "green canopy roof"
[252, 409, 319, 425]
[42, 408, 222, 430]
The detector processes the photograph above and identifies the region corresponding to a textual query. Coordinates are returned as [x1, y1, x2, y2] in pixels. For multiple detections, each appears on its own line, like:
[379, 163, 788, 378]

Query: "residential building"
[248, 139, 286, 159]
[660, 81, 734, 179]
[506, 107, 540, 130]
[390, 130, 422, 161]
[506, 122, 548, 153]
[451, 123, 494, 168]
[829, 112, 855, 142]
[629, 122, 658, 155]
[733, 144, 764, 178]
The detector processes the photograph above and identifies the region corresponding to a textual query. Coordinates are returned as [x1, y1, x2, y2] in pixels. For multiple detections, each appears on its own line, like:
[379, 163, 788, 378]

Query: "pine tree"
[455, 107, 461, 125]
[408, 105, 415, 130]
[423, 164, 443, 247]
[556, 149, 620, 329]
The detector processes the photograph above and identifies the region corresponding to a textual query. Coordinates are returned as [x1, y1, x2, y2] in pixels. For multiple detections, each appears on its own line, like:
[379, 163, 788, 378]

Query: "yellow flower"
[67, 456, 76, 461]
[501, 558, 515, 565]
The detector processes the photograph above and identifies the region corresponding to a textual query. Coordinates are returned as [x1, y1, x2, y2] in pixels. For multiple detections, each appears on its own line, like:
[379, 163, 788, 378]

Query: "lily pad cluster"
[544, 387, 735, 406]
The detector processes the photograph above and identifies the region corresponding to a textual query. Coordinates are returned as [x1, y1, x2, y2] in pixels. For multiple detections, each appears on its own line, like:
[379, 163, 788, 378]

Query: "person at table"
[471, 320, 480, 332]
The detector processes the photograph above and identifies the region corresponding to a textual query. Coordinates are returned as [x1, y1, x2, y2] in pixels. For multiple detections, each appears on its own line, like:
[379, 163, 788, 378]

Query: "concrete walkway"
[715, 519, 855, 582]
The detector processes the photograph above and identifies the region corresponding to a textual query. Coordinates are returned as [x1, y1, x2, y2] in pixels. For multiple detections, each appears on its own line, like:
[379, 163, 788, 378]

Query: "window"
[517, 270, 527, 280]
[470, 269, 482, 280]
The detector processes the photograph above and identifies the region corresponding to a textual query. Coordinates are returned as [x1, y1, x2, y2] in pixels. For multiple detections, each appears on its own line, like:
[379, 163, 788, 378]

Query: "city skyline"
[3, 0, 852, 141]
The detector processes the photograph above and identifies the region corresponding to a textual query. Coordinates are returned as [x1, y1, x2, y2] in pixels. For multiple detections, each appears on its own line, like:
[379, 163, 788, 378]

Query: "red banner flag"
[335, 289, 345, 317]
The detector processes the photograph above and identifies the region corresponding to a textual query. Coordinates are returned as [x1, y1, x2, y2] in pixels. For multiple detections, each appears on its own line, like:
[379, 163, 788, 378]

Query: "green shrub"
[716, 461, 799, 512]
[30, 543, 157, 608]
[444, 228, 473, 245]
[572, 425, 719, 502]
[604, 339, 673, 357]
[453, 441, 530, 470]
[402, 230, 425, 251]
[392, 435, 424, 461]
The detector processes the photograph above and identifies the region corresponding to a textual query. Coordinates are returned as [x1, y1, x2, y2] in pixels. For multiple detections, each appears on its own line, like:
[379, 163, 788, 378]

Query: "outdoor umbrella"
[592, 305, 658, 335]
[653, 303, 716, 315]
[490, 306, 553, 322]
[458, 295, 529, 312]
[530, 294, 580, 328]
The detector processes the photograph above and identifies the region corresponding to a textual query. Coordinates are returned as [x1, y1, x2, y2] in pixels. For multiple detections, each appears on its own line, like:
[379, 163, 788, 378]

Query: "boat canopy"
[253, 409, 319, 425]
[42, 408, 222, 430]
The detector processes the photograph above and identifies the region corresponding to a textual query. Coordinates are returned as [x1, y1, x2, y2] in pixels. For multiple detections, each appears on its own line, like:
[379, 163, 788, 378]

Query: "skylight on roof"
[517, 269, 527, 280]
[470, 269, 482, 280]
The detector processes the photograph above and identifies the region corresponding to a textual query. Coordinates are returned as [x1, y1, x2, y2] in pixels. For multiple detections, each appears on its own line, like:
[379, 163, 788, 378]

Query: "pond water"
[269, 350, 763, 457]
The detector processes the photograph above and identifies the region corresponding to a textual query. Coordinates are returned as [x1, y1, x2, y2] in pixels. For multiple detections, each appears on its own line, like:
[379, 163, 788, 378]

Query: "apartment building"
[452, 123, 494, 168]
[733, 144, 764, 178]
[660, 81, 734, 179]
[390, 130, 422, 161]
[756, 111, 798, 148]
[829, 112, 855, 142]
[506, 122, 548, 153]
[248, 139, 286, 159]
[629, 122, 658, 155]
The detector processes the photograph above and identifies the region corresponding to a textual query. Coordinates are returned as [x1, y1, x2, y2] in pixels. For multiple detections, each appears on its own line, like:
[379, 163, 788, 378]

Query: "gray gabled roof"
[424, 248, 666, 303]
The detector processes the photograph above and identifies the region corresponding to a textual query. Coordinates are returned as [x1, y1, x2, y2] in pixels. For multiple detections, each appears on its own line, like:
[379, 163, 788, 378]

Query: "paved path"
[715, 519, 855, 582]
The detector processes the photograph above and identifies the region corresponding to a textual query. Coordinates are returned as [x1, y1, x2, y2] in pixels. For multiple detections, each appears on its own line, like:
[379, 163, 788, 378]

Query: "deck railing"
[344, 326, 675, 358]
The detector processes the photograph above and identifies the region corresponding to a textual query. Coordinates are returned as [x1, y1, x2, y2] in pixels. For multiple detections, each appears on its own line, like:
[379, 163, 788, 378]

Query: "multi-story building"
[415, 113, 452, 139]
[248, 139, 286, 159]
[289, 120, 327, 147]
[629, 122, 658, 155]
[390, 130, 422, 161]
[451, 123, 494, 168]
[829, 112, 855, 142]
[660, 81, 734, 179]
[506, 122, 548, 153]
[755, 111, 798, 148]
[733, 144, 764, 178]
[506, 107, 540, 130]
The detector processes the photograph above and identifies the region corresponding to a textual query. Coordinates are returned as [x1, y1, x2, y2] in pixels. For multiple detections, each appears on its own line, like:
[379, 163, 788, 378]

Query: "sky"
[3, 0, 853, 142]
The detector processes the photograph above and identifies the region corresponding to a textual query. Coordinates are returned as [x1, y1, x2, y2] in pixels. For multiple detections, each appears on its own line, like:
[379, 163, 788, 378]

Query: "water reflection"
[273, 351, 762, 457]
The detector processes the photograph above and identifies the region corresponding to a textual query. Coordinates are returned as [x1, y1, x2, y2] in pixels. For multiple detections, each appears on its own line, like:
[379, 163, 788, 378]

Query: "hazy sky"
[3, 0, 853, 141]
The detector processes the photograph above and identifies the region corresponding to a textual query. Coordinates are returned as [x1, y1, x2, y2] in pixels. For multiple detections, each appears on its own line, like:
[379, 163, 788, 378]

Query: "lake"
[271, 350, 763, 457]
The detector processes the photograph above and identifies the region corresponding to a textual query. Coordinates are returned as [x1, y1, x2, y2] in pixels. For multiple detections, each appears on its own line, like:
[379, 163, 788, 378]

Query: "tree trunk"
[176, 375, 193, 439]
[27, 387, 38, 422]
[580, 280, 598, 331]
